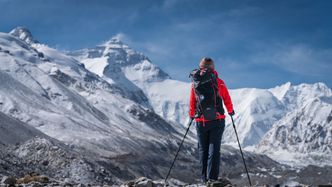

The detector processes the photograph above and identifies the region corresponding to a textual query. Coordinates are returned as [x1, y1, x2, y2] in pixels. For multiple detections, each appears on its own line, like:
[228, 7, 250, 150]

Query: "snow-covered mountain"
[256, 83, 332, 166]
[2, 27, 180, 150]
[69, 36, 332, 167]
[1, 27, 332, 185]
[1, 28, 199, 182]
[68, 39, 190, 127]
[68, 38, 170, 109]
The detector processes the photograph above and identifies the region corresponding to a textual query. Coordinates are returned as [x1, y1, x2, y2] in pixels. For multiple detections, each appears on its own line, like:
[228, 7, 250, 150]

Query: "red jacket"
[189, 70, 233, 122]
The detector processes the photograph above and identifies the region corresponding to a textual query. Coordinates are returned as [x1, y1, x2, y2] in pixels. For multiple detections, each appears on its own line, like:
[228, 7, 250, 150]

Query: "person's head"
[199, 57, 215, 70]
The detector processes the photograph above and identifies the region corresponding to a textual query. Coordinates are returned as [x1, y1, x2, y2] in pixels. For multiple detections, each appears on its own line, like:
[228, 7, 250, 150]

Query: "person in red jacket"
[189, 57, 234, 183]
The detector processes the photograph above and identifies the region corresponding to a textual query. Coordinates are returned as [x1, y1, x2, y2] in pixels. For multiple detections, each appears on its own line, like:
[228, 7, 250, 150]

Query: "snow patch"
[81, 56, 108, 77]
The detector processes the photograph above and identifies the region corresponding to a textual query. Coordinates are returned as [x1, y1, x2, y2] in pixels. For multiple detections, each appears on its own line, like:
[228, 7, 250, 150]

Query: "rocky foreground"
[0, 175, 318, 187]
[0, 174, 234, 187]
[1, 137, 332, 186]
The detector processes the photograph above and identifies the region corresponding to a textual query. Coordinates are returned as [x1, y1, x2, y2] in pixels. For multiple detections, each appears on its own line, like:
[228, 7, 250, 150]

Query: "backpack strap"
[189, 69, 204, 118]
[211, 73, 222, 99]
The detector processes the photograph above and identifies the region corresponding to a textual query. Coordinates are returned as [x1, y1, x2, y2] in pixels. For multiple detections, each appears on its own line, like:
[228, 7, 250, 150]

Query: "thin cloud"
[162, 0, 178, 9]
[112, 33, 128, 42]
[250, 43, 332, 76]
[3, 0, 328, 87]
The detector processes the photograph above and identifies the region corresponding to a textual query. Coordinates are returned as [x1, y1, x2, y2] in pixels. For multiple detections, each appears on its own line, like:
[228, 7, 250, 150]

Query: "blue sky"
[0, 0, 331, 88]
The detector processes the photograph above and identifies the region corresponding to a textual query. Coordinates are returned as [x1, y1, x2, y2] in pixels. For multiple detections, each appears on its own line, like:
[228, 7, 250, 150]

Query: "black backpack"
[189, 69, 224, 120]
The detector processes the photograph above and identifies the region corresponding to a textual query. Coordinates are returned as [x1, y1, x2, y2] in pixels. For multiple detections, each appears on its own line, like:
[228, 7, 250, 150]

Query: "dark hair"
[199, 57, 214, 69]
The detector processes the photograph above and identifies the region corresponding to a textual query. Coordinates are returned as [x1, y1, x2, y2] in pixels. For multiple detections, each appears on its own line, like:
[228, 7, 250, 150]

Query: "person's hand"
[228, 110, 235, 116]
[190, 116, 195, 120]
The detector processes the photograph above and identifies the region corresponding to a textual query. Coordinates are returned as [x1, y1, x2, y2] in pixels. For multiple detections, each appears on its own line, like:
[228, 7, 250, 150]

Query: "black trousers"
[196, 119, 225, 182]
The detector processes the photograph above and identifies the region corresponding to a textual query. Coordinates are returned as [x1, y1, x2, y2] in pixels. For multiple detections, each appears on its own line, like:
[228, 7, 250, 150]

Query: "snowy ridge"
[9, 27, 38, 44]
[268, 82, 291, 101]
[1, 29, 182, 157]
[224, 88, 285, 147]
[256, 83, 332, 166]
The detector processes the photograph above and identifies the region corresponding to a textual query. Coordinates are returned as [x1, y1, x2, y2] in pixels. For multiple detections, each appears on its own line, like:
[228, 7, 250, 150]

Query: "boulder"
[134, 177, 153, 187]
[121, 177, 157, 187]
[27, 181, 43, 187]
[1, 176, 16, 185]
[16, 174, 49, 184]
[206, 178, 232, 187]
[136, 180, 153, 187]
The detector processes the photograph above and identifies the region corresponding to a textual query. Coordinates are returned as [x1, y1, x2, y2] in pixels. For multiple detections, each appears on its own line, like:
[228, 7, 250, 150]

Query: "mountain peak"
[104, 36, 124, 46]
[9, 26, 38, 44]
[268, 82, 292, 101]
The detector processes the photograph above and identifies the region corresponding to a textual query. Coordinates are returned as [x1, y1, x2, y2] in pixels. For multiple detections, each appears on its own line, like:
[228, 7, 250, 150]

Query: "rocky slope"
[0, 111, 119, 185]
[0, 111, 47, 145]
